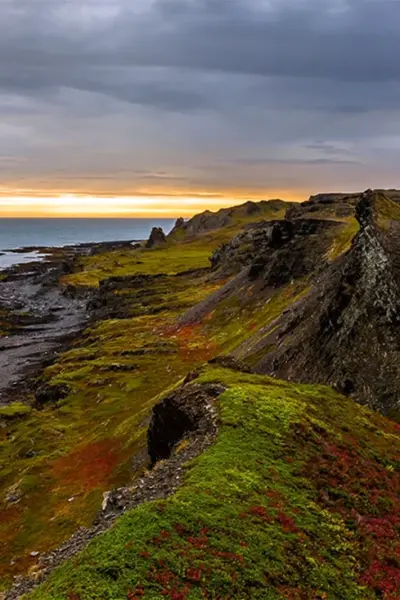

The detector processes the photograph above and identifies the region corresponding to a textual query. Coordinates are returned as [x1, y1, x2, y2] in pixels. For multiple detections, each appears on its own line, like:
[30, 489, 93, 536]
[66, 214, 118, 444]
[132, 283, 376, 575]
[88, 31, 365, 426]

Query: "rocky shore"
[0, 240, 137, 406]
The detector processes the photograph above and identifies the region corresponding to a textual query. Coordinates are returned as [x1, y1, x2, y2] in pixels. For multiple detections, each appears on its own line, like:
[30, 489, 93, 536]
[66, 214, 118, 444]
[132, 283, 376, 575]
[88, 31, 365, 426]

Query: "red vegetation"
[161, 323, 217, 363]
[276, 511, 298, 534]
[127, 588, 145, 599]
[52, 439, 121, 493]
[303, 426, 400, 599]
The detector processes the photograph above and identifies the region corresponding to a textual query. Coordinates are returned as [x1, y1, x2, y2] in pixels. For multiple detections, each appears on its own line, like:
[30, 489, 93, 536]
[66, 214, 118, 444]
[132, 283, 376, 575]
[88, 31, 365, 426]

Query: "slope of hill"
[167, 199, 292, 241]
[23, 364, 400, 600]
[2, 191, 400, 599]
[0, 198, 294, 589]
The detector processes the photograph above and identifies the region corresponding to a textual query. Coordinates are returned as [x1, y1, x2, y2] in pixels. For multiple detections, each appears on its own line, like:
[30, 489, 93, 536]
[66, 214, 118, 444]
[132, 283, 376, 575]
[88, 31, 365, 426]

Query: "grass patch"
[27, 366, 400, 599]
[373, 192, 400, 230]
[0, 403, 32, 419]
[62, 244, 214, 288]
[326, 219, 360, 261]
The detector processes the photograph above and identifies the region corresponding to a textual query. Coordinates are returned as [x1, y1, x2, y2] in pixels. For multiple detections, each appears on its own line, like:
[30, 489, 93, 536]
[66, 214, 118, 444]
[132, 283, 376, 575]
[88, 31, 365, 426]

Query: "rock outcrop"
[285, 188, 400, 221]
[235, 190, 400, 416]
[168, 217, 186, 237]
[167, 199, 291, 240]
[34, 383, 71, 409]
[211, 218, 341, 277]
[146, 227, 166, 248]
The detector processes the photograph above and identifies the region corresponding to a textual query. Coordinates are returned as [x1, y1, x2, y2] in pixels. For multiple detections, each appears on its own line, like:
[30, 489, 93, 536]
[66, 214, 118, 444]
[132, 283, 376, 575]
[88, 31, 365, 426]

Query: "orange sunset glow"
[0, 190, 305, 218]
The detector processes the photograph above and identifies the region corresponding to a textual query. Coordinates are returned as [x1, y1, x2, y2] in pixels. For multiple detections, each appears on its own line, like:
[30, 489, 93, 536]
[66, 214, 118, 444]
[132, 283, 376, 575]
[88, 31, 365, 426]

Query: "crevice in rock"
[147, 382, 225, 465]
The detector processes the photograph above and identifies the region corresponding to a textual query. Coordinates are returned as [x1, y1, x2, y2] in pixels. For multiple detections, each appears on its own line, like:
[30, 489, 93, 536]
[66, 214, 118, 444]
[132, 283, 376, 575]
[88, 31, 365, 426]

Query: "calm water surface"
[0, 218, 175, 269]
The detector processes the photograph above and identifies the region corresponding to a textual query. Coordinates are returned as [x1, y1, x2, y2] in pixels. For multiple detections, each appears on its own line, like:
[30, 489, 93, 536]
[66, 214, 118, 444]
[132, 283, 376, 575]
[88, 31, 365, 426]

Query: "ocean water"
[0, 218, 175, 270]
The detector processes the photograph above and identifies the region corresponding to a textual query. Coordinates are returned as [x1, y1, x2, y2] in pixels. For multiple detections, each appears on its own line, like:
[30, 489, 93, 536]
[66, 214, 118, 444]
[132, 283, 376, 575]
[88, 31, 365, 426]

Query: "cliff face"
[234, 190, 400, 416]
[210, 218, 341, 277]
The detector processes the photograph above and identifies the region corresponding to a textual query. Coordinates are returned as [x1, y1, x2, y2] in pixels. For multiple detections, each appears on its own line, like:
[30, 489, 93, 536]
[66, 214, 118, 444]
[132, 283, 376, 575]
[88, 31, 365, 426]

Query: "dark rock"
[183, 369, 201, 384]
[147, 382, 225, 465]
[211, 218, 340, 280]
[169, 217, 186, 237]
[146, 227, 166, 249]
[101, 363, 138, 373]
[241, 190, 400, 415]
[35, 383, 71, 409]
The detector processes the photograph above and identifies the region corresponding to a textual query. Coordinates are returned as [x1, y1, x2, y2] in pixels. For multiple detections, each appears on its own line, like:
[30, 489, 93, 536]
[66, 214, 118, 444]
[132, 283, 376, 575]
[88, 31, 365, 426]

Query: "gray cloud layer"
[1, 0, 400, 200]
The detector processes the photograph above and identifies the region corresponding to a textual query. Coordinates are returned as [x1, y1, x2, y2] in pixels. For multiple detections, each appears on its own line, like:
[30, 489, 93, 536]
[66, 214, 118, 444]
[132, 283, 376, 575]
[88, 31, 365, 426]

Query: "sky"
[1, 0, 400, 216]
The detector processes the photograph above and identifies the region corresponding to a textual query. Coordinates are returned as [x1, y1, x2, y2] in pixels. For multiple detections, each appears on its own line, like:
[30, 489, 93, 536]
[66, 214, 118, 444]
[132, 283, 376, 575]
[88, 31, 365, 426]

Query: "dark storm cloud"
[0, 0, 400, 199]
[1, 0, 400, 103]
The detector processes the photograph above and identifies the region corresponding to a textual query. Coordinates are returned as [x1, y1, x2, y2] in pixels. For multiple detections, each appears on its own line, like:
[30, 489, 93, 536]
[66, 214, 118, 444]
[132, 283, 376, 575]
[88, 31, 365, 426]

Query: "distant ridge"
[168, 199, 292, 239]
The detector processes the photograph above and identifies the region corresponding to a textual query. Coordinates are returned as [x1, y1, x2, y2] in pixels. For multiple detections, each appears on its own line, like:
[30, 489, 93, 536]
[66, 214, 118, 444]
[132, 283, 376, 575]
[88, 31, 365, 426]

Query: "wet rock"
[146, 227, 166, 248]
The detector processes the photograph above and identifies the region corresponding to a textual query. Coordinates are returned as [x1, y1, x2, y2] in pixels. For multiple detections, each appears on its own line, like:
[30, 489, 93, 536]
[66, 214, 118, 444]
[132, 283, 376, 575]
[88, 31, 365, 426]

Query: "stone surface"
[145, 227, 166, 248]
[236, 190, 400, 416]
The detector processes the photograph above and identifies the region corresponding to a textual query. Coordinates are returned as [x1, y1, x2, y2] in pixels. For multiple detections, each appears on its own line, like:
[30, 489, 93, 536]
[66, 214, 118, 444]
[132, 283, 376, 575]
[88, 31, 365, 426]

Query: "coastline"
[0, 240, 142, 406]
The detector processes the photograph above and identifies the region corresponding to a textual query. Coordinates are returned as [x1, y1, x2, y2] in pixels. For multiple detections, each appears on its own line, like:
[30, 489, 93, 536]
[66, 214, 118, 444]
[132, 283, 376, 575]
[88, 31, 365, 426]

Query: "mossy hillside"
[0, 262, 315, 586]
[326, 219, 360, 261]
[93, 272, 224, 321]
[372, 191, 400, 230]
[201, 280, 310, 360]
[0, 272, 223, 587]
[28, 366, 400, 600]
[167, 200, 289, 243]
[61, 243, 216, 289]
[61, 202, 290, 290]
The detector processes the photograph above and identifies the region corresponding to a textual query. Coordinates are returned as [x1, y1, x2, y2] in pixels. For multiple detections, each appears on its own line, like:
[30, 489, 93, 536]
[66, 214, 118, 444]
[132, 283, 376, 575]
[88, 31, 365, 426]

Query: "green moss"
[373, 191, 400, 230]
[27, 366, 400, 599]
[326, 219, 360, 261]
[62, 244, 213, 288]
[0, 403, 32, 418]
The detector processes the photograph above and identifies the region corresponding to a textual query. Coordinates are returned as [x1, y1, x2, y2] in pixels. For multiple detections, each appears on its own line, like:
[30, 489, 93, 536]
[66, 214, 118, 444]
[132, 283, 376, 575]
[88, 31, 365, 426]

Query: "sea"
[0, 218, 175, 270]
